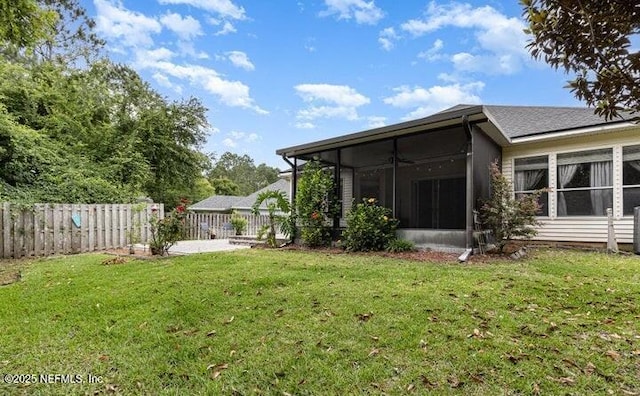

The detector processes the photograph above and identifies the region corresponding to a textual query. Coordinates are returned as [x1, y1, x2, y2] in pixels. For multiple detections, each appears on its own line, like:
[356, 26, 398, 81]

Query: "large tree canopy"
[0, 2, 211, 206]
[522, 0, 640, 120]
[207, 152, 280, 196]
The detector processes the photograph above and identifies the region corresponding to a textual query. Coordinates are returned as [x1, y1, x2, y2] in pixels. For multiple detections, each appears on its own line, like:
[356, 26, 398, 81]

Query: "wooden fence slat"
[45, 204, 53, 256]
[0, 203, 11, 258]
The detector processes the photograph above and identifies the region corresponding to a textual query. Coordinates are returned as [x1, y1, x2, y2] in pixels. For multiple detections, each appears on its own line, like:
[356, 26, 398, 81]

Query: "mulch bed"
[0, 243, 527, 287]
[276, 244, 512, 263]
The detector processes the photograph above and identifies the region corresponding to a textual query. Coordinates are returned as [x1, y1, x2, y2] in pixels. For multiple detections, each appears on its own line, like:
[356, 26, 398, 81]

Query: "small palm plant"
[252, 190, 293, 248]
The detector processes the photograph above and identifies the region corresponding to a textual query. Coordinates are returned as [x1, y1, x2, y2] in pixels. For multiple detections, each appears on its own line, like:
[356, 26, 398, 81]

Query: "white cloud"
[160, 12, 203, 40]
[222, 138, 237, 148]
[400, 2, 528, 75]
[209, 19, 237, 36]
[367, 116, 386, 128]
[295, 122, 316, 129]
[378, 27, 398, 51]
[295, 84, 370, 107]
[136, 55, 267, 114]
[152, 72, 183, 94]
[418, 39, 444, 62]
[94, 0, 162, 47]
[295, 83, 370, 122]
[226, 51, 255, 71]
[143, 47, 175, 62]
[158, 0, 246, 20]
[298, 105, 360, 121]
[383, 82, 484, 120]
[320, 0, 384, 25]
[451, 52, 521, 74]
[223, 131, 260, 147]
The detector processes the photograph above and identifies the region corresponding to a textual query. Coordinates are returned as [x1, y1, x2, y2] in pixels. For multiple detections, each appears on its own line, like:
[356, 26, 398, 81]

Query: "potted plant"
[230, 211, 248, 236]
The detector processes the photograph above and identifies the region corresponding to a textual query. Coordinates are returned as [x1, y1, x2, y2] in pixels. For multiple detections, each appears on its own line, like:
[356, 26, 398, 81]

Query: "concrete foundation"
[397, 229, 466, 253]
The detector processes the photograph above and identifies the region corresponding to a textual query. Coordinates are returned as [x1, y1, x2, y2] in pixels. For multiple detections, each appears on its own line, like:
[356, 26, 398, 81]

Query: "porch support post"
[392, 138, 398, 219]
[461, 115, 474, 260]
[292, 157, 298, 209]
[333, 149, 341, 236]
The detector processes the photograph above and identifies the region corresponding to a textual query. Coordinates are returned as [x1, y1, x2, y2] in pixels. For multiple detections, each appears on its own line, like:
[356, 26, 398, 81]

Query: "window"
[557, 148, 613, 216]
[623, 145, 640, 215]
[514, 156, 548, 216]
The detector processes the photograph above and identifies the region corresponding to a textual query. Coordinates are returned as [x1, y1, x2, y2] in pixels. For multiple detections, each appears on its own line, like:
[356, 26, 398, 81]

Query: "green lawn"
[0, 249, 638, 395]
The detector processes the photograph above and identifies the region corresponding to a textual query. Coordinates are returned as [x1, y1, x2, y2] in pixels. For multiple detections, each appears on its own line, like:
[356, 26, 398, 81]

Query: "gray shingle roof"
[233, 179, 290, 210]
[482, 105, 630, 139]
[276, 104, 635, 157]
[189, 195, 243, 211]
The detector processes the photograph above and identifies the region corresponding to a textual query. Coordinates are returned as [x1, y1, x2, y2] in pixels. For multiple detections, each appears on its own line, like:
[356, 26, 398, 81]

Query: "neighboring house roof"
[188, 179, 291, 213]
[276, 104, 636, 157]
[233, 179, 290, 211]
[189, 195, 243, 212]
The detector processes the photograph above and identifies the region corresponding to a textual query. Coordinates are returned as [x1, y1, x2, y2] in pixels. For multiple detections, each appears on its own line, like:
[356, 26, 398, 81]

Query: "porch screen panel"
[351, 140, 394, 212]
[623, 145, 640, 215]
[396, 129, 467, 229]
[556, 148, 613, 216]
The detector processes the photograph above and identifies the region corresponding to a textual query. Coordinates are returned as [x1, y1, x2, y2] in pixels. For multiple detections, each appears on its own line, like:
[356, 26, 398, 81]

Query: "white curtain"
[590, 161, 612, 216]
[557, 164, 578, 216]
[514, 170, 544, 192]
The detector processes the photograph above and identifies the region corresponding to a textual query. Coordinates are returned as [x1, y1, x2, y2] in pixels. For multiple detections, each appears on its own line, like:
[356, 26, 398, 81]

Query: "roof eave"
[276, 106, 486, 157]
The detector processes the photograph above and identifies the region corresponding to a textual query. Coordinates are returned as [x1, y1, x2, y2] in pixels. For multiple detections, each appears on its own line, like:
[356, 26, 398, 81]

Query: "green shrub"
[386, 239, 415, 253]
[230, 211, 248, 235]
[342, 198, 398, 252]
[295, 160, 338, 247]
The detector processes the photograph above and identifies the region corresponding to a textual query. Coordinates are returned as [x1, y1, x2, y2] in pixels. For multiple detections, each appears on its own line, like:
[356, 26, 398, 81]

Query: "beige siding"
[503, 127, 640, 243]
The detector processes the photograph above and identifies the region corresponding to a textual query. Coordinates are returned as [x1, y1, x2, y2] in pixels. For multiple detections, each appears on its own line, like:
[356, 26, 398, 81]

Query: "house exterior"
[276, 104, 640, 252]
[189, 179, 291, 215]
[189, 195, 244, 213]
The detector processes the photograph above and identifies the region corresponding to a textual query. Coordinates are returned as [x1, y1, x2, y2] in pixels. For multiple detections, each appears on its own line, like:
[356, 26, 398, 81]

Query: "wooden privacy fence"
[0, 203, 164, 259]
[185, 212, 271, 240]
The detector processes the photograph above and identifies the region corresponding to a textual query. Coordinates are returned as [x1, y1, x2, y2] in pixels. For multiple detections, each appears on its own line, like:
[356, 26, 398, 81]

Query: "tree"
[207, 152, 279, 195]
[34, 0, 105, 64]
[210, 177, 240, 196]
[295, 160, 338, 247]
[522, 0, 640, 119]
[252, 190, 292, 247]
[0, 0, 55, 50]
[480, 161, 541, 253]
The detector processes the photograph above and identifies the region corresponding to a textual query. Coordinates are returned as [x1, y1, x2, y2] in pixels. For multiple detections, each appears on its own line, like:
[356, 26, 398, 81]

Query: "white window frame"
[556, 148, 613, 217]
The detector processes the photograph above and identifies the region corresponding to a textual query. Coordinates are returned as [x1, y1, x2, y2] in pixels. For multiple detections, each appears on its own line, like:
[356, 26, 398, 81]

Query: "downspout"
[458, 115, 474, 262]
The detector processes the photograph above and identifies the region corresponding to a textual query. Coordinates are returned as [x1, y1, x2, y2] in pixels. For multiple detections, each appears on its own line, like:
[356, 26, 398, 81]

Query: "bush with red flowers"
[149, 199, 189, 255]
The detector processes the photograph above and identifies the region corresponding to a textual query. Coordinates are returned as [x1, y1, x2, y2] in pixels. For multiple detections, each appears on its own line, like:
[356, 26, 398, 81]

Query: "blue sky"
[82, 0, 581, 169]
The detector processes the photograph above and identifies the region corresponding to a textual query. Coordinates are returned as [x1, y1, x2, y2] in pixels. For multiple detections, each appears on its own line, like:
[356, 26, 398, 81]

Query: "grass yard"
[0, 249, 639, 395]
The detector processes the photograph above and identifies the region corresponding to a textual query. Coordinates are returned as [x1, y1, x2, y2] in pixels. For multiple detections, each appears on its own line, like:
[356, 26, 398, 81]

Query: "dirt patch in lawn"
[0, 258, 31, 286]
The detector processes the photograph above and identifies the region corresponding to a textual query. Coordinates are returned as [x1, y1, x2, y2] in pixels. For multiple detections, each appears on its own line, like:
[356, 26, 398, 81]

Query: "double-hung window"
[556, 148, 613, 216]
[514, 156, 548, 216]
[623, 145, 640, 215]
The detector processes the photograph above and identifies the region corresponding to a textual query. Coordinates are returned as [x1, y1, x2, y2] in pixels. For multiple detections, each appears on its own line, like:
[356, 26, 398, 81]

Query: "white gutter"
[509, 122, 638, 145]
